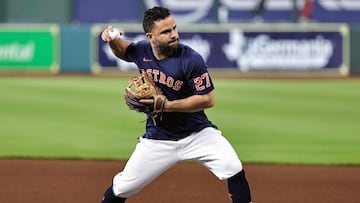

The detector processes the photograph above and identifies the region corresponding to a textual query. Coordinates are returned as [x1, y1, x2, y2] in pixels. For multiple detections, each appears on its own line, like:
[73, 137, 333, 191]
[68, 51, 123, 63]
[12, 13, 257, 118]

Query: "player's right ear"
[145, 33, 153, 41]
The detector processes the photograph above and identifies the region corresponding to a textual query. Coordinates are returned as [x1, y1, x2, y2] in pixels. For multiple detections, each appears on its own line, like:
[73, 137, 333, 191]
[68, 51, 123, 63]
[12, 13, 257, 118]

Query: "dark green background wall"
[60, 25, 91, 73]
[350, 26, 360, 75]
[0, 0, 6, 22]
[4, 0, 72, 23]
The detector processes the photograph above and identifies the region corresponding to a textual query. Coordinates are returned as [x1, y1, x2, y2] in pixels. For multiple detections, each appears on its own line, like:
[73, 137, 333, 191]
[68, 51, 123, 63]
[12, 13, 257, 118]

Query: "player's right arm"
[101, 25, 132, 61]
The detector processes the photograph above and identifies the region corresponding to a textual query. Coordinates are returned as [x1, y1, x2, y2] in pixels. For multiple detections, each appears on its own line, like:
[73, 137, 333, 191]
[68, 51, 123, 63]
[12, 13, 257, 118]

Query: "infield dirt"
[0, 159, 359, 203]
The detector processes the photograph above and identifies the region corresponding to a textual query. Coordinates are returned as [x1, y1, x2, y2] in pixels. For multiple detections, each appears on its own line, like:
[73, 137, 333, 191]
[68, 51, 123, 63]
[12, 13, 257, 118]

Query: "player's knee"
[226, 161, 243, 178]
[214, 158, 243, 180]
[112, 173, 142, 198]
[225, 155, 243, 173]
[112, 183, 139, 198]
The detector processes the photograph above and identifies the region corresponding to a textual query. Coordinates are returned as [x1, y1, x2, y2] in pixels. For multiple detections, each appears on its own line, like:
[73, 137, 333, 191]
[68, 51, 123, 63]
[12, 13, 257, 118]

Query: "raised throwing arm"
[101, 25, 132, 61]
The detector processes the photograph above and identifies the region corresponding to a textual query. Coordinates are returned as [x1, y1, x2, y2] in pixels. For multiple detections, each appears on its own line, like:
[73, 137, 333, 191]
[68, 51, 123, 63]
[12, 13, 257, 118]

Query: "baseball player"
[100, 6, 252, 203]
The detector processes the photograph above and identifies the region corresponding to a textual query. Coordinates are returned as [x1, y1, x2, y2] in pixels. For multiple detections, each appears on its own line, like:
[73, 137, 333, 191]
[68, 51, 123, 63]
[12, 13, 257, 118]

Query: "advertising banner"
[0, 25, 59, 72]
[217, 0, 360, 24]
[92, 23, 349, 75]
[74, 0, 142, 23]
[75, 0, 360, 24]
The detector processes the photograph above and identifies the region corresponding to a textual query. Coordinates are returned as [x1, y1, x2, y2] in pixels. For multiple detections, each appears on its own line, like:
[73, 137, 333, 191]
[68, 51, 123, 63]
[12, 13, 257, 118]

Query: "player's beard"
[154, 38, 179, 55]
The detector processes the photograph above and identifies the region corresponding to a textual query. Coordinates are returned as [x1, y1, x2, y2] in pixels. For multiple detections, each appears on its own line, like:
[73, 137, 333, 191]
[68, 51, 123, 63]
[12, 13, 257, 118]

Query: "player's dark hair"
[143, 6, 171, 33]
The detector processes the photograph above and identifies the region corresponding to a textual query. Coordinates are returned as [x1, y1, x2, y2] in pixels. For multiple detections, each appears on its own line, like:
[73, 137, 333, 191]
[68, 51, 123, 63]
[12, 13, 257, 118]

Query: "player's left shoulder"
[177, 43, 203, 60]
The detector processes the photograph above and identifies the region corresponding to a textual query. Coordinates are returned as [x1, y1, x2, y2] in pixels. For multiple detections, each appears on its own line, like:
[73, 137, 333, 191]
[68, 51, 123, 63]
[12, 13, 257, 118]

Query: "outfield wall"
[2, 0, 360, 25]
[0, 23, 354, 77]
[92, 23, 350, 77]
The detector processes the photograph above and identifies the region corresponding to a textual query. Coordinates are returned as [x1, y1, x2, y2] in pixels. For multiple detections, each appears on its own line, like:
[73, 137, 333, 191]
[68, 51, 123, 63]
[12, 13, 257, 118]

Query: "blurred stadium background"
[1, 0, 360, 165]
[0, 0, 360, 76]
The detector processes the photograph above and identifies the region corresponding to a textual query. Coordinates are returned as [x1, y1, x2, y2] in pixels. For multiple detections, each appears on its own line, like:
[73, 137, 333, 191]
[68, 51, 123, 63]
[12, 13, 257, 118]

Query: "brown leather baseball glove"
[124, 70, 167, 116]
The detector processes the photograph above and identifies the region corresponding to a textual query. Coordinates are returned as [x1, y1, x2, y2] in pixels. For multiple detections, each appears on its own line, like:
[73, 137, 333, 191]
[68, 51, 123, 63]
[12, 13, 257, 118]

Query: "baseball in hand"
[108, 28, 120, 40]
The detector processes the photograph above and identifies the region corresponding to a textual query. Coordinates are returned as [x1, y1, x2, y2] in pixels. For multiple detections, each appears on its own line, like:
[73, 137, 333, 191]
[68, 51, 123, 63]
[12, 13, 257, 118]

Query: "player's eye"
[161, 29, 170, 34]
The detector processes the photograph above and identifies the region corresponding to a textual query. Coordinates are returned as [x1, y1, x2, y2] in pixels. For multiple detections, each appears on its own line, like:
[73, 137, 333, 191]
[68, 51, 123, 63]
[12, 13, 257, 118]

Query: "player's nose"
[170, 29, 178, 39]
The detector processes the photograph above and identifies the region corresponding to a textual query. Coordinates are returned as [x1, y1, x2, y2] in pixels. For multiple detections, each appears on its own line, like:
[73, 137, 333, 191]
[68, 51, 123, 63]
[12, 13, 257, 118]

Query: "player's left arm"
[140, 90, 214, 113]
[140, 73, 215, 113]
[162, 90, 215, 113]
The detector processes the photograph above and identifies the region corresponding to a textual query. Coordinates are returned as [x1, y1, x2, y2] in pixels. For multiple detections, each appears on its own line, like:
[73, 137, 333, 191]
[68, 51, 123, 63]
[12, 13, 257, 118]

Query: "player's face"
[147, 15, 179, 54]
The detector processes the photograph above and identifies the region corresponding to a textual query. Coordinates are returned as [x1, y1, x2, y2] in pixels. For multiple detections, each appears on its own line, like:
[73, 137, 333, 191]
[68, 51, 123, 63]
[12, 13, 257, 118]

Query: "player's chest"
[142, 66, 185, 93]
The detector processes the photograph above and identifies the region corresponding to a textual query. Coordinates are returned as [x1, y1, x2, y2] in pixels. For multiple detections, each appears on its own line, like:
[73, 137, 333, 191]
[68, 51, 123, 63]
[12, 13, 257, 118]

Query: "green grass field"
[0, 77, 359, 165]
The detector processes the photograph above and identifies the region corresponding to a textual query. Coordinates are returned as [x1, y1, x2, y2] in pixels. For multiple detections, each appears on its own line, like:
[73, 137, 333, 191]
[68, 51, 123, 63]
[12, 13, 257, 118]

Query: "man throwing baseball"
[100, 6, 252, 203]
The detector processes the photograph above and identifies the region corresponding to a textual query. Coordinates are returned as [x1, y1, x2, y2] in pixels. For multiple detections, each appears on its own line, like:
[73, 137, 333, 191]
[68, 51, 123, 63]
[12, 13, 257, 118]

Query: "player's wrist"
[162, 100, 176, 112]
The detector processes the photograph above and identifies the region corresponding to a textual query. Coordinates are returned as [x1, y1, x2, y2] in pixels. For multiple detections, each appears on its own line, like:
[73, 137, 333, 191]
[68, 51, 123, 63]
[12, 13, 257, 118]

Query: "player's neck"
[152, 47, 174, 61]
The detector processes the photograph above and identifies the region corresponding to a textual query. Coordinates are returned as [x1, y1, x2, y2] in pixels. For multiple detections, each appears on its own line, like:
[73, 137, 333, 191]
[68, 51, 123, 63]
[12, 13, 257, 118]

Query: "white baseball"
[108, 28, 120, 40]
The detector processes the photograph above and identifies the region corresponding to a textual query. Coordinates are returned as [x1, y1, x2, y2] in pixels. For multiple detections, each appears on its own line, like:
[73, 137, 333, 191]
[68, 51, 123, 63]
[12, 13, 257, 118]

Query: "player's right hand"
[101, 26, 122, 42]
